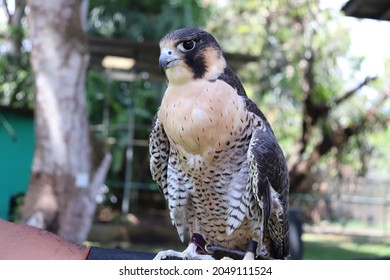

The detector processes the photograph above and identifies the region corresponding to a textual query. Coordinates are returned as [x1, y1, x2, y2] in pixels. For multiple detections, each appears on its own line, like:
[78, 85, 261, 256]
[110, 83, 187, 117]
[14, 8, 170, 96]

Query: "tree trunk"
[21, 0, 103, 244]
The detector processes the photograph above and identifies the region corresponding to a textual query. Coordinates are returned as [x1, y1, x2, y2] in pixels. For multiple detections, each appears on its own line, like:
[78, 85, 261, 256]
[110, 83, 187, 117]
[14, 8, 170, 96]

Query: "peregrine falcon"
[149, 28, 289, 260]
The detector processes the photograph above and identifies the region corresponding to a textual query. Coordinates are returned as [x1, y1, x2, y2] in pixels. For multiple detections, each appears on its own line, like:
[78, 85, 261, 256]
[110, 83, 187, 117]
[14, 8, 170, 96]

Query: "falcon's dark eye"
[178, 40, 196, 52]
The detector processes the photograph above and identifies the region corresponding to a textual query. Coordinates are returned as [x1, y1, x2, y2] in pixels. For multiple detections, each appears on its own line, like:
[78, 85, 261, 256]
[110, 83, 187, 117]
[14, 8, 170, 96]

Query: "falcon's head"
[159, 28, 227, 84]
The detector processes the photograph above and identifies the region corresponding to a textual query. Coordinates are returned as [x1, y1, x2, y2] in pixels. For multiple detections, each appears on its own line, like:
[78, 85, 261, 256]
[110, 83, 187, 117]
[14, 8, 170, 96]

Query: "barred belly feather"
[164, 109, 261, 251]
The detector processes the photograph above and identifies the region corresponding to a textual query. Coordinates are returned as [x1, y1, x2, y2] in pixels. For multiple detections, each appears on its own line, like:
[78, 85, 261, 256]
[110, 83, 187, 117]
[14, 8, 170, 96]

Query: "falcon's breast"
[159, 79, 248, 157]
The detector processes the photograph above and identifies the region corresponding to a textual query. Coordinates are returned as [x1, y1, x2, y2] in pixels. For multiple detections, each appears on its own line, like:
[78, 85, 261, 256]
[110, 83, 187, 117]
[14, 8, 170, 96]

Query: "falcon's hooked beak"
[159, 47, 181, 72]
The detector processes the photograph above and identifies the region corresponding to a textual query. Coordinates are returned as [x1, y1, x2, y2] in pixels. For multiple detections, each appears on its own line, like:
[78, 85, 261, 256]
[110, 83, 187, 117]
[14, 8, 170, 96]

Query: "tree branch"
[0, 0, 11, 24]
[10, 0, 26, 27]
[0, 1, 10, 21]
[290, 89, 389, 193]
[334, 76, 377, 106]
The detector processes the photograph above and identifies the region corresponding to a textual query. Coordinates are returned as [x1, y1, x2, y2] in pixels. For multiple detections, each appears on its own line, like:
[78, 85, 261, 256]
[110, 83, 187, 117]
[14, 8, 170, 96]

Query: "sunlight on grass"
[303, 233, 390, 260]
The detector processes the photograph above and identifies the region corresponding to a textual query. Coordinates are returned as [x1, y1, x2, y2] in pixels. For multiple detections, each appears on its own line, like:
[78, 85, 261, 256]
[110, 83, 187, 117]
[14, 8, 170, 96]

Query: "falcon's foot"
[153, 243, 214, 260]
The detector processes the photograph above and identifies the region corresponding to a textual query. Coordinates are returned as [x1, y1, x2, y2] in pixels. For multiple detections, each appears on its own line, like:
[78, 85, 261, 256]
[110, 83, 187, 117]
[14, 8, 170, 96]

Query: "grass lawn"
[302, 233, 390, 260]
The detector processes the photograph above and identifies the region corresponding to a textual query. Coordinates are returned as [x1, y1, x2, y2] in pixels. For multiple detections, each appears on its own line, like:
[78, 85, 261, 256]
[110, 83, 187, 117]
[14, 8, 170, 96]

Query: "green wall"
[0, 109, 34, 220]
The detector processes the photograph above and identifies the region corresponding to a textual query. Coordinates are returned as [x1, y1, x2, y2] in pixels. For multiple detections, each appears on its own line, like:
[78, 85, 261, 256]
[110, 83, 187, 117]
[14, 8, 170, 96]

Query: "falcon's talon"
[154, 245, 215, 260]
[153, 249, 184, 260]
[150, 28, 290, 261]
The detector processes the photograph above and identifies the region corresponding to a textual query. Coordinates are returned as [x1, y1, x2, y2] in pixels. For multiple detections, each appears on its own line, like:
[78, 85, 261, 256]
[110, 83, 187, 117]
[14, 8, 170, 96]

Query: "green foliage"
[0, 52, 34, 109]
[0, 12, 34, 109]
[87, 0, 209, 41]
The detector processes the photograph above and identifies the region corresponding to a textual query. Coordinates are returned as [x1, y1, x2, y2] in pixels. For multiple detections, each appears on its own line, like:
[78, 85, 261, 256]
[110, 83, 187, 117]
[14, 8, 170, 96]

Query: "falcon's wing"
[219, 65, 290, 259]
[149, 115, 189, 242]
[248, 125, 290, 259]
[149, 115, 170, 202]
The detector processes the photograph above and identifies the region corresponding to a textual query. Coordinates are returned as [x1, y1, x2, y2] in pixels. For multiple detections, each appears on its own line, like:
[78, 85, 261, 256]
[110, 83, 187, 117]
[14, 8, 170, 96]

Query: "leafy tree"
[0, 0, 34, 109]
[87, 0, 208, 41]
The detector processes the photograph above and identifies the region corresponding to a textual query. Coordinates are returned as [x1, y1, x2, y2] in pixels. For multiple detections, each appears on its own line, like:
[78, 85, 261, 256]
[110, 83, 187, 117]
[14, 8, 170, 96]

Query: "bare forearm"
[0, 219, 86, 260]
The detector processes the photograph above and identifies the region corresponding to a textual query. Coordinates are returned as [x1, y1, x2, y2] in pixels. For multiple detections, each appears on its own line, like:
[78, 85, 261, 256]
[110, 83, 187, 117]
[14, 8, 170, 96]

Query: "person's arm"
[0, 219, 87, 260]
